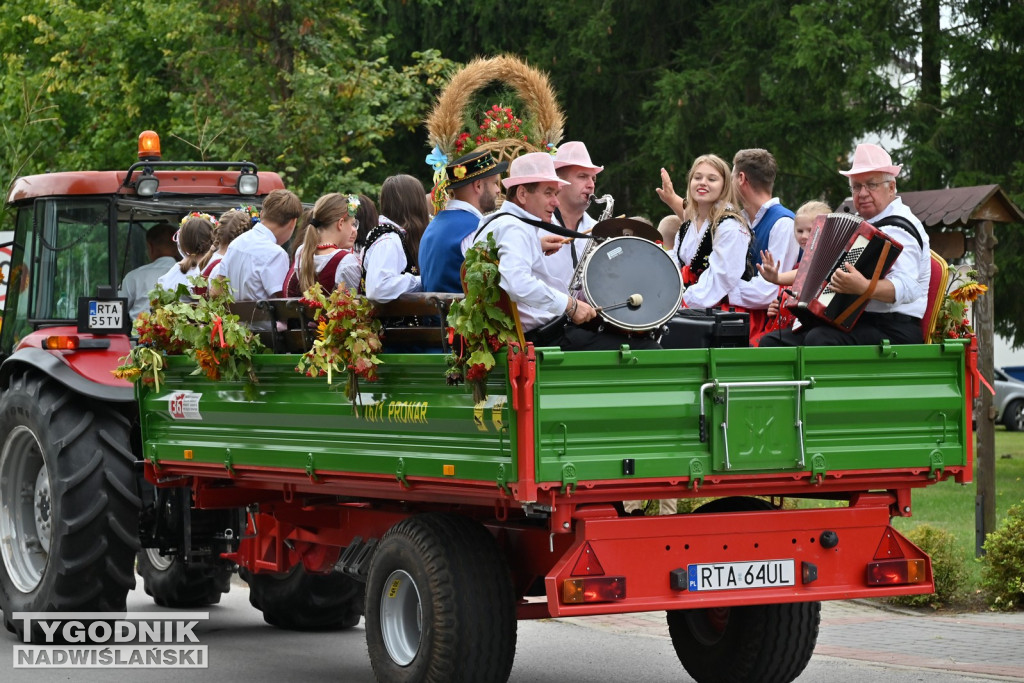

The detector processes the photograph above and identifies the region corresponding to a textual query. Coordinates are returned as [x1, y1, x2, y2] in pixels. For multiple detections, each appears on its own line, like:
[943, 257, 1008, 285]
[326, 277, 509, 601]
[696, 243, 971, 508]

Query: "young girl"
[758, 200, 832, 338]
[656, 155, 751, 308]
[283, 193, 361, 297]
[363, 175, 426, 303]
[157, 212, 216, 293]
[202, 206, 257, 282]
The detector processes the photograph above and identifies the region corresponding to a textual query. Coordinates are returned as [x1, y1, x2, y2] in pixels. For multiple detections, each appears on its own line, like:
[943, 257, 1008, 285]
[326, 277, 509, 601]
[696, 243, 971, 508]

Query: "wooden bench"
[227, 292, 464, 354]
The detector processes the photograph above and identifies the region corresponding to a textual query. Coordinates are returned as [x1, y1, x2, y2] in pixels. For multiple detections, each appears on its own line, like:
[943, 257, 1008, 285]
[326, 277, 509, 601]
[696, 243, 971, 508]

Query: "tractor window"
[30, 199, 113, 320]
[0, 207, 33, 353]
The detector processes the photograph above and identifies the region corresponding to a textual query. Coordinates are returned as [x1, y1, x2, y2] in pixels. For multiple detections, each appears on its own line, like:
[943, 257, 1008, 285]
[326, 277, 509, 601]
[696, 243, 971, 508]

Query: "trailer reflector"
[571, 542, 605, 576]
[866, 559, 926, 585]
[562, 576, 626, 604]
[873, 528, 905, 560]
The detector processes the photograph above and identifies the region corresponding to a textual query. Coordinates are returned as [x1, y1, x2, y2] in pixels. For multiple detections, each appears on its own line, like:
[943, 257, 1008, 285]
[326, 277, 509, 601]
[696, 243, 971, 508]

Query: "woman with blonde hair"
[283, 193, 361, 297]
[656, 154, 752, 309]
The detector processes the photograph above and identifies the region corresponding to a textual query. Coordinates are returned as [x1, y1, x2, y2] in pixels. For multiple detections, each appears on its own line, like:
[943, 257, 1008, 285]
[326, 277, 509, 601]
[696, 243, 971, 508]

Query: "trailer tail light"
[562, 576, 626, 604]
[41, 335, 110, 350]
[866, 559, 926, 585]
[138, 130, 161, 160]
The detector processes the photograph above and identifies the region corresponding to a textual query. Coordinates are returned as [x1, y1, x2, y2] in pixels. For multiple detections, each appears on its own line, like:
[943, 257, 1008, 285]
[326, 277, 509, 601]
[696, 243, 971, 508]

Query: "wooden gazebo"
[842, 184, 1024, 551]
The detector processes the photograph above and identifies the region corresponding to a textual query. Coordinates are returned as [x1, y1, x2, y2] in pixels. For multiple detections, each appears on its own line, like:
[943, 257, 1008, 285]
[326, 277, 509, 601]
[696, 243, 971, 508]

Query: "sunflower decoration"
[931, 268, 988, 343]
[295, 283, 383, 413]
[114, 278, 265, 396]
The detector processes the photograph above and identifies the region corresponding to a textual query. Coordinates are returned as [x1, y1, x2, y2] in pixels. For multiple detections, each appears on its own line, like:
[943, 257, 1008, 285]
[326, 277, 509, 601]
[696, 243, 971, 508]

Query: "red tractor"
[0, 132, 284, 634]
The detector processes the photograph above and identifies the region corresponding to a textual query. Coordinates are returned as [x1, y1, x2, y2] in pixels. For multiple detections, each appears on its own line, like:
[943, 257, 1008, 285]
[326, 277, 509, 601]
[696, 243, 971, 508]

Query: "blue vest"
[419, 208, 480, 293]
[751, 203, 795, 265]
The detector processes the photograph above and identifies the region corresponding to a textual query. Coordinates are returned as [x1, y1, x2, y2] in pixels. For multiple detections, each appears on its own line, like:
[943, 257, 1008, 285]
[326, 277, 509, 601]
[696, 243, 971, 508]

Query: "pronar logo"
[167, 391, 203, 420]
[12, 612, 209, 669]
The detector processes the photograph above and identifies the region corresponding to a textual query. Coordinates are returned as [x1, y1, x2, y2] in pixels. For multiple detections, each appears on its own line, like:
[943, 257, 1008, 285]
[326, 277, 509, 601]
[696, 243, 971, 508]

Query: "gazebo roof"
[838, 184, 1024, 229]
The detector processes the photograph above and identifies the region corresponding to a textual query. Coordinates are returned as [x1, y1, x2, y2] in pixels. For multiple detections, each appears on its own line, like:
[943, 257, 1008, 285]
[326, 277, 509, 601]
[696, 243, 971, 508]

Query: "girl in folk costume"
[352, 193, 379, 253]
[656, 154, 752, 309]
[283, 193, 361, 297]
[201, 207, 257, 284]
[363, 174, 426, 303]
[757, 200, 832, 340]
[157, 212, 216, 293]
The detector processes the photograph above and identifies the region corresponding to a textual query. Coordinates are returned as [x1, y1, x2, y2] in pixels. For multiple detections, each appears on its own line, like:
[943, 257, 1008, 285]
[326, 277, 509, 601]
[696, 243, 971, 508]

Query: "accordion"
[786, 213, 903, 331]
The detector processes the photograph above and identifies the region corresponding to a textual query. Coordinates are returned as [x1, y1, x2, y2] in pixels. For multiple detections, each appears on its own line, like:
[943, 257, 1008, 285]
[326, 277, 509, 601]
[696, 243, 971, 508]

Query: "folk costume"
[670, 211, 753, 309]
[283, 245, 360, 298]
[362, 216, 422, 304]
[420, 151, 507, 293]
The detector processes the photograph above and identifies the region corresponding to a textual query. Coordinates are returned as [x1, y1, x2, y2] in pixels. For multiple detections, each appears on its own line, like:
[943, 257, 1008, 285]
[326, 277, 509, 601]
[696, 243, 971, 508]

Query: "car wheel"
[1002, 399, 1024, 431]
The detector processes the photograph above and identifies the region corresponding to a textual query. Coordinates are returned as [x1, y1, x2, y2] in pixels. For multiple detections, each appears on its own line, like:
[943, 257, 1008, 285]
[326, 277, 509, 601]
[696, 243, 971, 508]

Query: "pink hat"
[502, 152, 570, 189]
[839, 143, 902, 177]
[553, 141, 604, 173]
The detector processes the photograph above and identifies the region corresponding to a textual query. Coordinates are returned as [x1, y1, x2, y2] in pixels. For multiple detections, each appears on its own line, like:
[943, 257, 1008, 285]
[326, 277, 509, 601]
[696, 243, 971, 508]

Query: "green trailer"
[132, 317, 975, 683]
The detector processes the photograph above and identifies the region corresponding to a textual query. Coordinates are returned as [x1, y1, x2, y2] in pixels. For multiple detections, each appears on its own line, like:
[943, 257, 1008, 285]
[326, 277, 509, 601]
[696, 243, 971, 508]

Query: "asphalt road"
[1, 580, 1021, 682]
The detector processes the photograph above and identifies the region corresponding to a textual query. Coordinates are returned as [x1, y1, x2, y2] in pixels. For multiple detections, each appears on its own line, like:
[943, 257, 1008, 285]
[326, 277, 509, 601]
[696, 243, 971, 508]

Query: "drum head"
[581, 237, 683, 331]
[590, 217, 663, 243]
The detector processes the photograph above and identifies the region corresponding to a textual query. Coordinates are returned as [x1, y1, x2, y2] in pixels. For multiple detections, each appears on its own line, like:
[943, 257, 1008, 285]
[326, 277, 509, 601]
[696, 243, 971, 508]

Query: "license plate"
[687, 559, 795, 591]
[88, 300, 123, 330]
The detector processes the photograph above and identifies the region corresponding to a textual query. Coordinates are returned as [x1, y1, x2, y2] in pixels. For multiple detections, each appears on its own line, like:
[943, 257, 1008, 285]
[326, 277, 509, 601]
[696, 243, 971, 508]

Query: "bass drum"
[581, 236, 683, 332]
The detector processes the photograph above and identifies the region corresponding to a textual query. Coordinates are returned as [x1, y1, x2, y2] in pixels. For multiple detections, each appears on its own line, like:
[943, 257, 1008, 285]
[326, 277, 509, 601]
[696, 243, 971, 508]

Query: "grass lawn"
[890, 427, 1024, 604]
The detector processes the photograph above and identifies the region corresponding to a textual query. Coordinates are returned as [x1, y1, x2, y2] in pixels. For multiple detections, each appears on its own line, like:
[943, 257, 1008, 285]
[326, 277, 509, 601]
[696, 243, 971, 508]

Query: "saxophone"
[568, 194, 615, 294]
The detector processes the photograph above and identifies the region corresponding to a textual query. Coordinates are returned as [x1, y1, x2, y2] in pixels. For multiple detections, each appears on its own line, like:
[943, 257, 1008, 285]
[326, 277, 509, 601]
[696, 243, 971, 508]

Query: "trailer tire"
[365, 513, 516, 683]
[241, 565, 363, 631]
[666, 496, 819, 683]
[137, 549, 231, 608]
[0, 370, 139, 642]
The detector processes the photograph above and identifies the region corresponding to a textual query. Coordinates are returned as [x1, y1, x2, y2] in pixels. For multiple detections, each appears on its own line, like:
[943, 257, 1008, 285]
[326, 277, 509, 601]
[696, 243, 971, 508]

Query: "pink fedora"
[840, 143, 902, 177]
[553, 141, 604, 173]
[502, 152, 570, 189]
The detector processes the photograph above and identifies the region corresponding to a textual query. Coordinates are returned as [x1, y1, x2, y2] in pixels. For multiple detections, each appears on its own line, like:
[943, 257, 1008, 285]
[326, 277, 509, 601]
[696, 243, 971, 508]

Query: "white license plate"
[687, 559, 796, 591]
[88, 300, 123, 330]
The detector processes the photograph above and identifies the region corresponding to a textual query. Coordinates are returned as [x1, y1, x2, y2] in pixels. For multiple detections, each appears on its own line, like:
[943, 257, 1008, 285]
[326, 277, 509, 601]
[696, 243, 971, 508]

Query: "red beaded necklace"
[316, 243, 338, 250]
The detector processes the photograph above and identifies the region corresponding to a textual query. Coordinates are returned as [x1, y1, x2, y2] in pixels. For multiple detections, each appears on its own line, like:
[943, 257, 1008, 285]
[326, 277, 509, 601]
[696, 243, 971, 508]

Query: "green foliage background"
[2, 0, 1023, 340]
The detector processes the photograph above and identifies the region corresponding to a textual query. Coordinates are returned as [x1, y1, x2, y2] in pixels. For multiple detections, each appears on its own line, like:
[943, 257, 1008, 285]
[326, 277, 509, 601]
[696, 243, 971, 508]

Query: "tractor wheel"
[365, 513, 516, 683]
[137, 549, 231, 608]
[242, 564, 363, 631]
[666, 497, 820, 683]
[0, 370, 139, 642]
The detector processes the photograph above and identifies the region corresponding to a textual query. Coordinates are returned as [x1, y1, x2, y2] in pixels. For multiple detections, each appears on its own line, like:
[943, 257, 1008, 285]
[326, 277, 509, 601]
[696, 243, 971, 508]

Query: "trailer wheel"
[137, 549, 231, 607]
[666, 496, 820, 683]
[365, 513, 516, 683]
[241, 565, 363, 630]
[0, 371, 139, 641]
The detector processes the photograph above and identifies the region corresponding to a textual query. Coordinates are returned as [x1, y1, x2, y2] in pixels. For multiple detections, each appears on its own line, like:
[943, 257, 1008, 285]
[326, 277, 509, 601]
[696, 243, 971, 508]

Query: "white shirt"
[155, 263, 198, 293]
[217, 222, 289, 301]
[549, 211, 597, 289]
[293, 245, 362, 293]
[728, 198, 799, 308]
[863, 197, 930, 318]
[363, 220, 422, 303]
[474, 202, 570, 332]
[671, 215, 752, 309]
[119, 256, 177, 319]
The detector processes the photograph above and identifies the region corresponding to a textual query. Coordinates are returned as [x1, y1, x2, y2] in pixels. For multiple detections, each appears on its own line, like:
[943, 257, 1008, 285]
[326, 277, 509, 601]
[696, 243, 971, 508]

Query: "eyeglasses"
[850, 180, 890, 194]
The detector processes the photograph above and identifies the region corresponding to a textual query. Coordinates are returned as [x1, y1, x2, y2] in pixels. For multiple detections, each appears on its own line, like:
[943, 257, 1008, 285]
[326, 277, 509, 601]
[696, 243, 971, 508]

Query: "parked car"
[995, 368, 1024, 431]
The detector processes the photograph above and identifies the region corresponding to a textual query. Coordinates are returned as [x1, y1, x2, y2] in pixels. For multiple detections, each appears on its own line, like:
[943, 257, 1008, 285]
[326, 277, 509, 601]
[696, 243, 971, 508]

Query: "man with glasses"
[760, 143, 930, 346]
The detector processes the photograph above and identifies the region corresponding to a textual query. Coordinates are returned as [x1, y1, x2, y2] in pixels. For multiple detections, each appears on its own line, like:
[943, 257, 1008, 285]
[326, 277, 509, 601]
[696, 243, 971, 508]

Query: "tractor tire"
[137, 549, 231, 608]
[365, 513, 516, 683]
[241, 564, 363, 631]
[666, 497, 820, 683]
[0, 370, 139, 642]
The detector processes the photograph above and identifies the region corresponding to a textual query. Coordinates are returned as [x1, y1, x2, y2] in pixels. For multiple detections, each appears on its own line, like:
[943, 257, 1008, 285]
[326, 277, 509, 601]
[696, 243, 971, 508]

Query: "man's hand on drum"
[655, 168, 687, 219]
[757, 250, 780, 284]
[540, 233, 565, 256]
[566, 296, 597, 325]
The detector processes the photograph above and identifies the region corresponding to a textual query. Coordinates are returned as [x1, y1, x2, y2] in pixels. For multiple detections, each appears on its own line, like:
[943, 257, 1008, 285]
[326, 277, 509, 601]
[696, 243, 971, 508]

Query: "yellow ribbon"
[138, 347, 164, 393]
